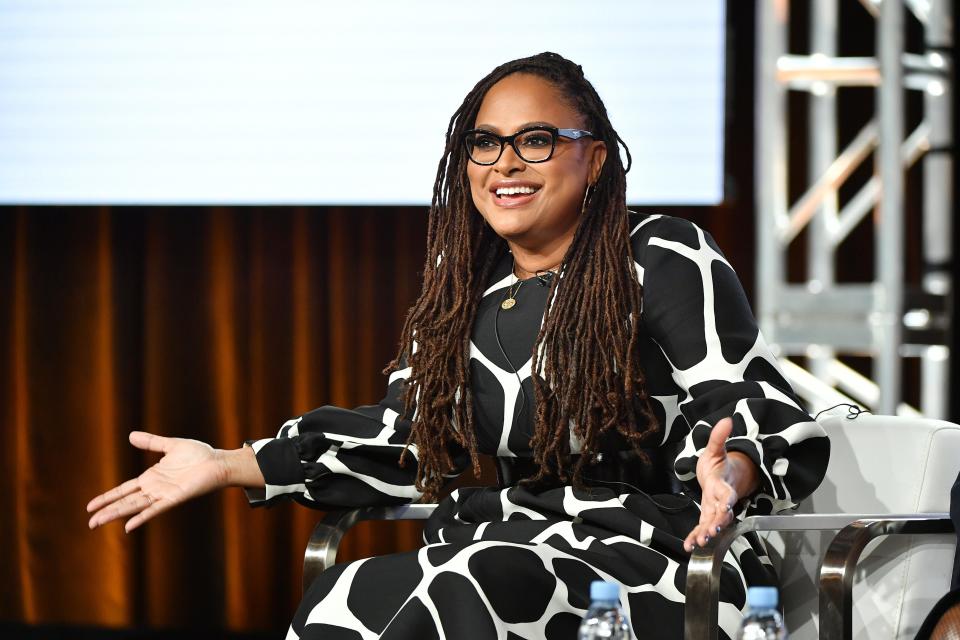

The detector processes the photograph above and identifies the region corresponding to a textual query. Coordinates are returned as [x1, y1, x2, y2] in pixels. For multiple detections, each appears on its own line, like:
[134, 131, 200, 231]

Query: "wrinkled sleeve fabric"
[245, 361, 466, 509]
[633, 214, 830, 516]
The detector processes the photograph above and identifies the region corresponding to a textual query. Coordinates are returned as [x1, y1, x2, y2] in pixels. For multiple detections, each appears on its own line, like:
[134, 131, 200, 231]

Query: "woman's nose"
[494, 143, 526, 174]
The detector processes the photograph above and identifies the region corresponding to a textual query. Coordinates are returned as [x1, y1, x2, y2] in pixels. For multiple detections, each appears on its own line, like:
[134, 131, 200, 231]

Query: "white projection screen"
[0, 1, 726, 205]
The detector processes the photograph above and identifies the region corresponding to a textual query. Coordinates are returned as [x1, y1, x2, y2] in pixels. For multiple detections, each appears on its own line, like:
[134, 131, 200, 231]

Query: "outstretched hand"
[682, 417, 759, 552]
[86, 431, 229, 533]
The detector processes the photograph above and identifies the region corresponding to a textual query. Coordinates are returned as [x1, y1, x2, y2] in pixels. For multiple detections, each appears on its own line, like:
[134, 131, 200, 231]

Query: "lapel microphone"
[535, 271, 554, 287]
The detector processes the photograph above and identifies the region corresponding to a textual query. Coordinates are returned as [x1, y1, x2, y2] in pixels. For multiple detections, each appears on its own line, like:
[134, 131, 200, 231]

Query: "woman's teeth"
[495, 186, 539, 197]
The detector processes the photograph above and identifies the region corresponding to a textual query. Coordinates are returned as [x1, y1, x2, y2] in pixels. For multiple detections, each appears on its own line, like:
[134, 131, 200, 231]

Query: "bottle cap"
[590, 580, 620, 602]
[746, 586, 779, 609]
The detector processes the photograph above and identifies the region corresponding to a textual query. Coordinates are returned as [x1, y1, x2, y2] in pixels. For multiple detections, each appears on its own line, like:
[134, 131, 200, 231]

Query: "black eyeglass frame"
[462, 125, 595, 165]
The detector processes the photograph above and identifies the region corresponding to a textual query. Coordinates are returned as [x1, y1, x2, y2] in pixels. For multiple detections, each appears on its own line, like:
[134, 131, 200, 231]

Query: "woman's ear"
[588, 140, 607, 185]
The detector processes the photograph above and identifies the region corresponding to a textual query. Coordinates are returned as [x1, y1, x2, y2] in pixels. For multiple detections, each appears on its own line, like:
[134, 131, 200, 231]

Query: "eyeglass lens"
[465, 129, 556, 164]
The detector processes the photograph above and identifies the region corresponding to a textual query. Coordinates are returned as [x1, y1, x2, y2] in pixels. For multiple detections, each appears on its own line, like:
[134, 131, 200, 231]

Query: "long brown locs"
[386, 53, 661, 500]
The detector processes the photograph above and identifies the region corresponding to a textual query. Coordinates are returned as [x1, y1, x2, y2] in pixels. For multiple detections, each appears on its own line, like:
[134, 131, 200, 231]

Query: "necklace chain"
[501, 258, 560, 311]
[513, 262, 561, 280]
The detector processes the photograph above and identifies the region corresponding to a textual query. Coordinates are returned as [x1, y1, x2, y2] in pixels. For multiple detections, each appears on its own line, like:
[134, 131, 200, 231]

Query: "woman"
[88, 52, 830, 639]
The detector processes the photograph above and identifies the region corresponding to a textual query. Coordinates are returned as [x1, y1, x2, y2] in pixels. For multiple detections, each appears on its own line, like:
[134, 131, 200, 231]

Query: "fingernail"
[715, 526, 721, 534]
[704, 535, 711, 542]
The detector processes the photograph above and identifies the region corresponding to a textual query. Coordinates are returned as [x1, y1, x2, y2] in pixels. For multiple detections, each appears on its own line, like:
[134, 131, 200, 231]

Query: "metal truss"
[756, 0, 953, 416]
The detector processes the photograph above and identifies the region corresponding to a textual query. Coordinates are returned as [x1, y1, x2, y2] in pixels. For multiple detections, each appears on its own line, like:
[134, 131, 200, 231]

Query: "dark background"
[1, 2, 955, 637]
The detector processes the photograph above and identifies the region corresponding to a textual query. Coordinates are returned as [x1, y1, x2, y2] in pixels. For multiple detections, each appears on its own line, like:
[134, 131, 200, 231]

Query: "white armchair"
[774, 409, 960, 639]
[304, 410, 960, 639]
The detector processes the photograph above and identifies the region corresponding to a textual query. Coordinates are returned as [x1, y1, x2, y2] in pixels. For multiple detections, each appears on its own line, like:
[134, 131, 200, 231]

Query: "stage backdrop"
[0, 208, 437, 631]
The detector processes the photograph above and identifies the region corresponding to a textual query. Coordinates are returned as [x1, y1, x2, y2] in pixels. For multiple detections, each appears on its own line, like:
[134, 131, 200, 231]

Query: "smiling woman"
[87, 52, 829, 639]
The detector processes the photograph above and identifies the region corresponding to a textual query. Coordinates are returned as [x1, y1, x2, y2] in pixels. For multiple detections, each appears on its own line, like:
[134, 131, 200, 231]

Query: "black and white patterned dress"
[246, 213, 830, 640]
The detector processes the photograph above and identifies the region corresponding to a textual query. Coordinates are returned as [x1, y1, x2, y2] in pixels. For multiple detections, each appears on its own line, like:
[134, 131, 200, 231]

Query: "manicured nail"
[704, 535, 711, 543]
[715, 526, 721, 534]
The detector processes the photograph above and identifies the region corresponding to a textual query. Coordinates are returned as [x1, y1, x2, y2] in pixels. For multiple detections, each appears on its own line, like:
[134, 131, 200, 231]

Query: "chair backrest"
[767, 410, 960, 640]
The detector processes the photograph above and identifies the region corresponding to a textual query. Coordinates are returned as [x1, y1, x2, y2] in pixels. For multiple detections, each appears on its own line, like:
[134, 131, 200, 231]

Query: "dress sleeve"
[633, 215, 830, 516]
[245, 359, 468, 509]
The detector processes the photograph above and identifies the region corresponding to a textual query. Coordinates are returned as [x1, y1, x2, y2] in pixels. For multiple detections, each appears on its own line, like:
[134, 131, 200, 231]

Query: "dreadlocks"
[388, 51, 660, 500]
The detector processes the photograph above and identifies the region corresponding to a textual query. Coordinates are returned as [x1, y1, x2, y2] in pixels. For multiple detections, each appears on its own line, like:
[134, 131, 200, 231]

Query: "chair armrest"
[684, 513, 902, 640]
[819, 514, 954, 640]
[303, 504, 438, 594]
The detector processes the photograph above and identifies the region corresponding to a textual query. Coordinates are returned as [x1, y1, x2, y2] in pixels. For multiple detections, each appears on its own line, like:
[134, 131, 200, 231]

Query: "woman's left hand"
[683, 417, 759, 552]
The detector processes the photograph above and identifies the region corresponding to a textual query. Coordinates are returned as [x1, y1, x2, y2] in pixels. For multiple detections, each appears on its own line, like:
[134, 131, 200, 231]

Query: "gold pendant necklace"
[501, 277, 522, 310]
[501, 258, 523, 310]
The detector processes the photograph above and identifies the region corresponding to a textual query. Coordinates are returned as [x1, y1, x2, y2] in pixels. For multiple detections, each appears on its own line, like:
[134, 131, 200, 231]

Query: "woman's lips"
[491, 189, 540, 208]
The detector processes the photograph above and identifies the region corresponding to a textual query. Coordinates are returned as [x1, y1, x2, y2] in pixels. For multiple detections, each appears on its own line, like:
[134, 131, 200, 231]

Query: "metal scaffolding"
[756, 0, 953, 417]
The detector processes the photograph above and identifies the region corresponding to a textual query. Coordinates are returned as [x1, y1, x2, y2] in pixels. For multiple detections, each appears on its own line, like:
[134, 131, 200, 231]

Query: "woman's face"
[466, 73, 607, 249]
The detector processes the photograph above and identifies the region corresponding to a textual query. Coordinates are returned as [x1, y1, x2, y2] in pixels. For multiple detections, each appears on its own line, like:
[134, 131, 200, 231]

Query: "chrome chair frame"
[685, 512, 953, 640]
[304, 507, 953, 639]
[303, 504, 437, 593]
[819, 515, 954, 640]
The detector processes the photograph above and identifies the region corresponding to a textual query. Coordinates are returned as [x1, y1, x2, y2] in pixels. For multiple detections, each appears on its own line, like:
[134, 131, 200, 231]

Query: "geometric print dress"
[244, 213, 831, 640]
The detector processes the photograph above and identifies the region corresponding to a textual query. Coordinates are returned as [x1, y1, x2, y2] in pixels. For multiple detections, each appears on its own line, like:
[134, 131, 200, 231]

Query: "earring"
[580, 183, 595, 215]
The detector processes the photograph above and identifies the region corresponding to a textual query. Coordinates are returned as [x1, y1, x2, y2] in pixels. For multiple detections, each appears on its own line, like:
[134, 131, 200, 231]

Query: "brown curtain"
[0, 207, 433, 632]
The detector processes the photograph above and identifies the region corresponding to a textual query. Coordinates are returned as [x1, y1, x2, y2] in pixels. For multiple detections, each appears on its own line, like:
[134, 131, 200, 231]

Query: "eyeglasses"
[463, 126, 595, 165]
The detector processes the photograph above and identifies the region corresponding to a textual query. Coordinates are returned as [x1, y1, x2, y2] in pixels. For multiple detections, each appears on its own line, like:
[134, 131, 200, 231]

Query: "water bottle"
[578, 580, 631, 639]
[737, 586, 787, 639]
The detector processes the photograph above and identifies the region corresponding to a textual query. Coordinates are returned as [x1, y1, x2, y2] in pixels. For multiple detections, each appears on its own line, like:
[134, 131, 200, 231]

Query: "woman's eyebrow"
[519, 121, 554, 128]
[473, 121, 556, 133]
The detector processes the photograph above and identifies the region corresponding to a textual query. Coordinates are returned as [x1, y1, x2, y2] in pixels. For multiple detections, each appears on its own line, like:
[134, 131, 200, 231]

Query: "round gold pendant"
[501, 297, 516, 310]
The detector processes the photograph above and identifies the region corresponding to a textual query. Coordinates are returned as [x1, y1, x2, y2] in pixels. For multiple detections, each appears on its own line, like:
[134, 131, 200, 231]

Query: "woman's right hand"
[86, 431, 232, 533]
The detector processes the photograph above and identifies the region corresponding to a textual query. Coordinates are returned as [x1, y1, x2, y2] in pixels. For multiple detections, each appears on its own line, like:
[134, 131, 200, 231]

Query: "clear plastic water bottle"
[737, 586, 787, 639]
[578, 580, 631, 639]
